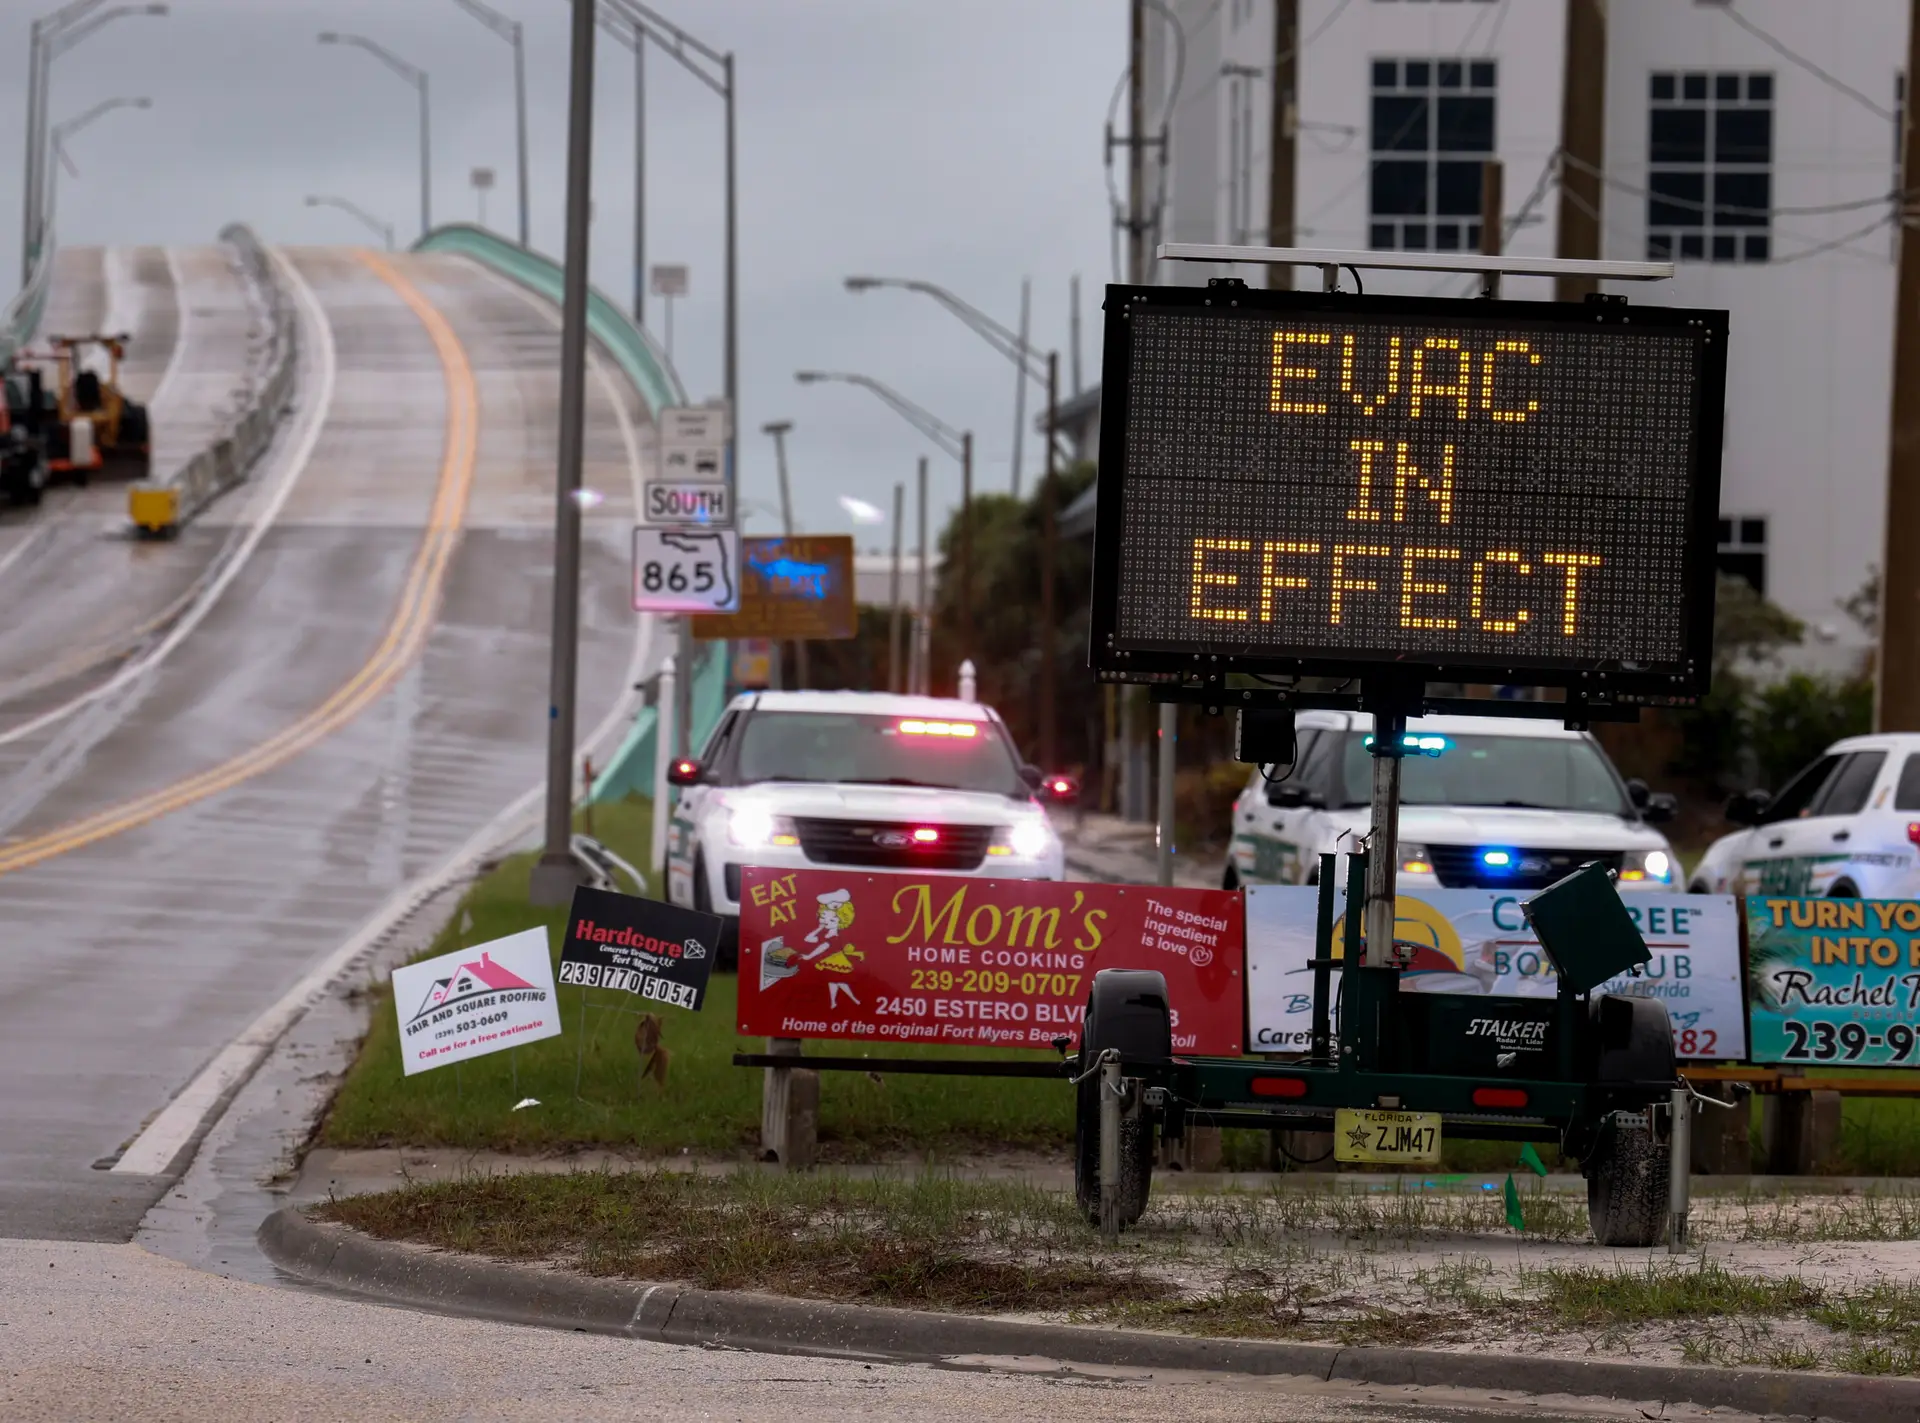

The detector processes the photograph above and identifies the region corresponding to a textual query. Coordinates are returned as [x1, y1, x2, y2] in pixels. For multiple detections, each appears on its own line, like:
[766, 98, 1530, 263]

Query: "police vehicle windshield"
[1331, 733, 1629, 815]
[734, 712, 1028, 797]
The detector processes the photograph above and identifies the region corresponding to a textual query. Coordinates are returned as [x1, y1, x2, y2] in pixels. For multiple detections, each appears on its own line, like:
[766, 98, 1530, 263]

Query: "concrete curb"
[260, 1208, 1919, 1421]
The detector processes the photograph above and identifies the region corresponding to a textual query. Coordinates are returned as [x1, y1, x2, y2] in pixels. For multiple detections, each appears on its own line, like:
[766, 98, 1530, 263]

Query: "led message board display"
[1090, 287, 1727, 696]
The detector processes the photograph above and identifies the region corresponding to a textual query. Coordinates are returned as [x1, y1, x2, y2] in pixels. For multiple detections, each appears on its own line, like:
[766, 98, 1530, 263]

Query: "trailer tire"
[1586, 1111, 1671, 1247]
[1072, 970, 1168, 1229]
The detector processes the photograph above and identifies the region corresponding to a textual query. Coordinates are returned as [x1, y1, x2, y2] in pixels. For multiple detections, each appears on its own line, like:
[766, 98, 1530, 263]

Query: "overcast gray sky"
[1, 0, 1125, 542]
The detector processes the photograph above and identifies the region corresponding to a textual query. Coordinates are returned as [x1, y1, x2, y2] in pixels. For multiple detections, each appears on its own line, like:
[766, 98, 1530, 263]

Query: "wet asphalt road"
[0, 247, 648, 1242]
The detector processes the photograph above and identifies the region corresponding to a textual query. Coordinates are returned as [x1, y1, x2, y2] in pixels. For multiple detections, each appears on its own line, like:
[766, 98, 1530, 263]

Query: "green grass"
[317, 1169, 1164, 1313]
[319, 794, 1072, 1159]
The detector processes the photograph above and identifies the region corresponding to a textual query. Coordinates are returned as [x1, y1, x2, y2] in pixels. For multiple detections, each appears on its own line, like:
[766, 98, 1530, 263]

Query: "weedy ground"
[319, 1169, 1920, 1375]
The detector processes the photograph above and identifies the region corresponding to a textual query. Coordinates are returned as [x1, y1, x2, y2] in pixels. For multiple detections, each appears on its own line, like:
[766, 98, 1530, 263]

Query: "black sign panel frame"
[561, 885, 722, 1013]
[1089, 284, 1728, 698]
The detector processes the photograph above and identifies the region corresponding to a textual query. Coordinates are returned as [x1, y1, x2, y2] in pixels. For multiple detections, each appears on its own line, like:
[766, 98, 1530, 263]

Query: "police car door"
[1739, 752, 1841, 895]
[1236, 728, 1322, 884]
[1763, 749, 1886, 896]
[667, 709, 740, 907]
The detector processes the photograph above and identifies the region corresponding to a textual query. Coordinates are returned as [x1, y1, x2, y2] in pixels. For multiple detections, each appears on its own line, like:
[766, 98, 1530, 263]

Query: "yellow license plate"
[1334, 1108, 1442, 1164]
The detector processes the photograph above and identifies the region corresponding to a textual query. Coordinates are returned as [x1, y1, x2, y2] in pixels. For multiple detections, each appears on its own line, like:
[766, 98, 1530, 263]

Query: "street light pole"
[317, 32, 431, 240]
[529, 0, 600, 907]
[306, 194, 395, 251]
[793, 368, 973, 666]
[22, 2, 168, 285]
[763, 419, 807, 690]
[448, 0, 530, 247]
[46, 95, 150, 228]
[633, 26, 645, 323]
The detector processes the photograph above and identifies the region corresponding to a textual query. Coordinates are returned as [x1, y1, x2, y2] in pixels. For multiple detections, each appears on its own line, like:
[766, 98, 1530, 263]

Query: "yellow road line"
[0, 250, 479, 878]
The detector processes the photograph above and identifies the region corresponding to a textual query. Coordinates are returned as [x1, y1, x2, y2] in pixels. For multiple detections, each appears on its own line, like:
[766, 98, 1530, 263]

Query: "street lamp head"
[761, 420, 793, 436]
[843, 277, 881, 292]
[794, 371, 826, 385]
[317, 30, 339, 43]
[142, 4, 169, 14]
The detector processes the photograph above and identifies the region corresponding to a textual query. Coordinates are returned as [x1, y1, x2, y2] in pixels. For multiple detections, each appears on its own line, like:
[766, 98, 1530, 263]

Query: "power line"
[1717, 3, 1894, 122]
[1558, 152, 1907, 219]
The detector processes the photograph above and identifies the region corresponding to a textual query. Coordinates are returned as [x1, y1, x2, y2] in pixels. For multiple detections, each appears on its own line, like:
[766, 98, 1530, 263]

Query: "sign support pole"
[530, 0, 599, 907]
[1362, 709, 1407, 970]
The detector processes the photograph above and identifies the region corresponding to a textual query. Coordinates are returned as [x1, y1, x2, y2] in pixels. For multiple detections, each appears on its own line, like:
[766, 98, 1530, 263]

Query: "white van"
[1226, 711, 1680, 894]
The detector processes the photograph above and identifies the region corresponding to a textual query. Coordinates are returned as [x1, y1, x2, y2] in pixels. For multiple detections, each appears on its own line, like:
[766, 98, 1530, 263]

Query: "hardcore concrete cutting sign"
[737, 869, 1245, 1053]
[1244, 885, 1745, 1060]
[390, 928, 562, 1075]
[1747, 897, 1920, 1067]
[560, 885, 721, 1013]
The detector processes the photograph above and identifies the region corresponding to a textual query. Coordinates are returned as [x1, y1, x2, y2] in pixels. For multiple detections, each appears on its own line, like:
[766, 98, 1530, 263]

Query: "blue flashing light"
[1361, 732, 1452, 757]
[1482, 849, 1514, 869]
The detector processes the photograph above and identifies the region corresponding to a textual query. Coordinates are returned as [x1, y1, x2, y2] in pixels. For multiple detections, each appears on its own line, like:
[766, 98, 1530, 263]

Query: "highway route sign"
[1090, 285, 1728, 696]
[692, 535, 857, 641]
[632, 527, 740, 614]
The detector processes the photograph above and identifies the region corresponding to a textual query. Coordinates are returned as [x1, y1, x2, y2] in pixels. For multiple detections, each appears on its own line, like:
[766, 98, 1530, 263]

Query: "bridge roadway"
[0, 245, 651, 1241]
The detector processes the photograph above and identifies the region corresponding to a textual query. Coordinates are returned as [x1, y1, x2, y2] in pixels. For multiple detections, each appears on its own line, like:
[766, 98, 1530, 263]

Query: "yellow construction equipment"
[37, 333, 151, 482]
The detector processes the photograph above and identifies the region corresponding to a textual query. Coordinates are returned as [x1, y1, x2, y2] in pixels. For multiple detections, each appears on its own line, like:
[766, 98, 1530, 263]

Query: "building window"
[1717, 516, 1767, 593]
[1647, 70, 1773, 263]
[1369, 57, 1496, 252]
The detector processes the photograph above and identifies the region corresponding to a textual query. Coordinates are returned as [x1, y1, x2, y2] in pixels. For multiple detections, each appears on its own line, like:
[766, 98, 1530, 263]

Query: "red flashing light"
[1050, 779, 1071, 794]
[899, 719, 979, 738]
[1472, 1087, 1529, 1109]
[1249, 1076, 1308, 1099]
[912, 827, 941, 844]
[1907, 822, 1920, 848]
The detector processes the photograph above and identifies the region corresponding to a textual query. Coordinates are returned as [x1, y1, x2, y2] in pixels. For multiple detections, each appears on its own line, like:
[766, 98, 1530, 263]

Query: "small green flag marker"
[1504, 1172, 1524, 1230]
[1519, 1142, 1548, 1177]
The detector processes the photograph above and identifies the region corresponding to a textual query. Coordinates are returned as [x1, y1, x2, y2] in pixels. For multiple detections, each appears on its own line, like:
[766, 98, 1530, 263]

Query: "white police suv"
[1691, 732, 1920, 897]
[663, 690, 1068, 940]
[1226, 711, 1681, 894]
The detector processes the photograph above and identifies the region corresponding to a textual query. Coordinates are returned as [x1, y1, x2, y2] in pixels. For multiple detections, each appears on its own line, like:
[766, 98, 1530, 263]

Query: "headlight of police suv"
[728, 806, 800, 849]
[1619, 849, 1673, 884]
[990, 817, 1055, 861]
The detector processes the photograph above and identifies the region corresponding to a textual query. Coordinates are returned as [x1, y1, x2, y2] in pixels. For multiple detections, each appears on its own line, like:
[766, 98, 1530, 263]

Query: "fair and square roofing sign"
[391, 927, 562, 1075]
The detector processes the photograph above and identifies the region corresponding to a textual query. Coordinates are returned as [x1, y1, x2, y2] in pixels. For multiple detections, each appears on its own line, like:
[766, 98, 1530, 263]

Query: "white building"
[1138, 0, 1906, 670]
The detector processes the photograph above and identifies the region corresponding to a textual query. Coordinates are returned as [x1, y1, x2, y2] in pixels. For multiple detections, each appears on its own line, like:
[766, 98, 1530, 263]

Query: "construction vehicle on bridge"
[0, 368, 50, 507]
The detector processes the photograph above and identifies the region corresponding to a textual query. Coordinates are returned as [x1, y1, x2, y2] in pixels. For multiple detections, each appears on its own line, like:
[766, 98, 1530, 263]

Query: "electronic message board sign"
[1089, 286, 1727, 697]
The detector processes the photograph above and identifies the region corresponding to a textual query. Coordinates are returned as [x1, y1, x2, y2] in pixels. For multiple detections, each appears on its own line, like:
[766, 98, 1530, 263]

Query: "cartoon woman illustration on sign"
[801, 888, 864, 973]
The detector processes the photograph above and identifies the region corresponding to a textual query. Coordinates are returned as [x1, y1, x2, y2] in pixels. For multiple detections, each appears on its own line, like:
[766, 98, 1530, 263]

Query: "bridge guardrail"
[128, 224, 298, 534]
[410, 223, 716, 802]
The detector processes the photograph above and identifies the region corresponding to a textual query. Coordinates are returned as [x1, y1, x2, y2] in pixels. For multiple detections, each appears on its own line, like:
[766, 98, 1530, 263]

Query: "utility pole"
[1878, 0, 1920, 729]
[1070, 275, 1083, 394]
[529, 0, 598, 906]
[1480, 159, 1504, 261]
[1127, 0, 1149, 286]
[765, 419, 807, 690]
[1555, 0, 1606, 303]
[889, 481, 904, 694]
[633, 24, 645, 323]
[1267, 0, 1298, 288]
[915, 456, 929, 696]
[960, 430, 974, 666]
[1040, 352, 1059, 771]
[1010, 278, 1031, 498]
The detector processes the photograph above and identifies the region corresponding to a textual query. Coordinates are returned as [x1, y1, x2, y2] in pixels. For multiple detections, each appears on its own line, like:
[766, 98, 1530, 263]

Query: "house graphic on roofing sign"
[408, 952, 535, 1026]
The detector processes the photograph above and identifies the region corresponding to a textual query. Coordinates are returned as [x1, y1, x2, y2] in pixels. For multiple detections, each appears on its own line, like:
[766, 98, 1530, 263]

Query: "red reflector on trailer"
[1249, 1076, 1308, 1098]
[1473, 1087, 1529, 1109]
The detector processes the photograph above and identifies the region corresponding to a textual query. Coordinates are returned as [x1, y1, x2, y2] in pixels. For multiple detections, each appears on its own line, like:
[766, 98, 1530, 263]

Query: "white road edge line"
[0, 246, 337, 749]
[114, 254, 658, 1177]
[144, 246, 191, 418]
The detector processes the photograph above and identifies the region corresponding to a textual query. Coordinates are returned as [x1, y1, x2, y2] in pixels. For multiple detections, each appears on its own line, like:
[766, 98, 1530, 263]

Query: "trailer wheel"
[1072, 970, 1169, 1229]
[1586, 1110, 1670, 1247]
